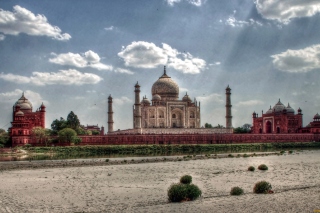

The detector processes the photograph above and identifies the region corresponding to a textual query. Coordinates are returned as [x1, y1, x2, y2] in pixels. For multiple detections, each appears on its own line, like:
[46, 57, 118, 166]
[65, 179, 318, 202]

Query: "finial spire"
[164, 66, 166, 75]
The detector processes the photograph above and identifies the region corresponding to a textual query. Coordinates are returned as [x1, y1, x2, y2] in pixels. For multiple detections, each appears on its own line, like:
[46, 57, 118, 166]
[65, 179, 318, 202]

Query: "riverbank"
[0, 150, 319, 212]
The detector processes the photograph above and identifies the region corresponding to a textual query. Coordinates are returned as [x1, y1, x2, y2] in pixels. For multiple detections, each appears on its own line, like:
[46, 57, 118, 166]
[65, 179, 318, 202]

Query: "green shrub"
[253, 181, 272, 194]
[180, 175, 192, 184]
[258, 164, 268, 170]
[185, 184, 202, 200]
[288, 150, 293, 154]
[105, 159, 109, 162]
[243, 154, 249, 158]
[280, 150, 285, 154]
[167, 183, 202, 202]
[248, 166, 255, 171]
[168, 183, 187, 202]
[230, 186, 244, 196]
[228, 154, 234, 158]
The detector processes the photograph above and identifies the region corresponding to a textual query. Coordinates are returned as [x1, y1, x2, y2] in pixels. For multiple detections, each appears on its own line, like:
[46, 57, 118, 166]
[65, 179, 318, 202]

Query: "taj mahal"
[107, 66, 233, 135]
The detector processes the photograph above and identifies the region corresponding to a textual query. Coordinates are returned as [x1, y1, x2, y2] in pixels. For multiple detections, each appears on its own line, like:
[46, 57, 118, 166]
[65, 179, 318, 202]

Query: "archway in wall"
[259, 128, 262, 134]
[277, 127, 280, 133]
[171, 109, 183, 128]
[266, 121, 272, 133]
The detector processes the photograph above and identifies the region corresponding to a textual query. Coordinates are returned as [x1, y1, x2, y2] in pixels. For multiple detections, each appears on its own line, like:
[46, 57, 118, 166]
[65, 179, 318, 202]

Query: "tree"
[92, 130, 100, 135]
[58, 128, 77, 143]
[204, 123, 213, 128]
[233, 124, 252, 134]
[31, 127, 50, 146]
[51, 117, 67, 135]
[213, 124, 224, 128]
[242, 124, 252, 132]
[0, 129, 9, 147]
[67, 111, 80, 130]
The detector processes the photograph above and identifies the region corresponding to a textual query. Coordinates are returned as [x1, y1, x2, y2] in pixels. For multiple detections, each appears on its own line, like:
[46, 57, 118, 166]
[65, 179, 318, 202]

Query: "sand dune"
[0, 150, 319, 212]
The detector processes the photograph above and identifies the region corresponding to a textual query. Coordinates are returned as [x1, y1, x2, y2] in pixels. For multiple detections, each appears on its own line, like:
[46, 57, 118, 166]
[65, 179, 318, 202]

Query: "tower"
[40, 102, 46, 128]
[134, 82, 142, 129]
[108, 95, 114, 133]
[225, 85, 233, 128]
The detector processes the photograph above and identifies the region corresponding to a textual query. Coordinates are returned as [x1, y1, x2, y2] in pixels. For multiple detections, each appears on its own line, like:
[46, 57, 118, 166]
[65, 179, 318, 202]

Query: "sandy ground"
[0, 150, 319, 213]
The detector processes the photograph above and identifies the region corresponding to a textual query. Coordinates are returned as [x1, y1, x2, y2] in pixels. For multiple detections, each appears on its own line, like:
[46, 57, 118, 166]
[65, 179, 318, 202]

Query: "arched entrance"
[171, 109, 183, 128]
[277, 127, 280, 133]
[266, 121, 272, 133]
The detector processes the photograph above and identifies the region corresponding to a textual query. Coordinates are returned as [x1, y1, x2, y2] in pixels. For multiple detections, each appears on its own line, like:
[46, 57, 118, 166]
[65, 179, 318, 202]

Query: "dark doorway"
[277, 127, 280, 133]
[266, 121, 272, 133]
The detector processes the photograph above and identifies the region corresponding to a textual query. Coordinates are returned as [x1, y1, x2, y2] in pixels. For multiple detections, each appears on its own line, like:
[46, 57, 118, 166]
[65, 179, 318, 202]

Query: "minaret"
[108, 95, 114, 133]
[40, 102, 46, 128]
[134, 82, 142, 129]
[225, 85, 233, 128]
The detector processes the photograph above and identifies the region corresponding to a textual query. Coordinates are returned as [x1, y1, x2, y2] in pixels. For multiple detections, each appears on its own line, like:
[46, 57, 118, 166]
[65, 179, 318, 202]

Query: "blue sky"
[1, 0, 320, 130]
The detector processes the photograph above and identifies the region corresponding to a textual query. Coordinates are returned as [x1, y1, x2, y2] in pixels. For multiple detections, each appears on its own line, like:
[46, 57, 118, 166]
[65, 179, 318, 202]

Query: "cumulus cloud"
[255, 0, 320, 24]
[118, 41, 206, 74]
[271, 44, 320, 73]
[0, 69, 103, 86]
[166, 0, 204, 6]
[114, 68, 134, 75]
[197, 93, 223, 104]
[236, 100, 264, 107]
[0, 5, 71, 40]
[0, 89, 48, 106]
[49, 50, 113, 71]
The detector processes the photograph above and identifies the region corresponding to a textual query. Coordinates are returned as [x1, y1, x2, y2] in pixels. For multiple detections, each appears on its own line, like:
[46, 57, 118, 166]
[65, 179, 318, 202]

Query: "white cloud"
[225, 16, 262, 27]
[118, 41, 206, 74]
[113, 96, 132, 105]
[236, 100, 264, 107]
[0, 34, 5, 41]
[166, 0, 204, 6]
[115, 68, 134, 75]
[104, 26, 114, 31]
[0, 89, 48, 107]
[255, 0, 320, 24]
[0, 69, 103, 86]
[271, 44, 320, 73]
[0, 5, 71, 40]
[49, 50, 113, 71]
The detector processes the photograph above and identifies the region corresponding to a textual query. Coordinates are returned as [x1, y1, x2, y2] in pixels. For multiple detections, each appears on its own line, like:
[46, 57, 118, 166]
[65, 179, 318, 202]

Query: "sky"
[1, 0, 320, 131]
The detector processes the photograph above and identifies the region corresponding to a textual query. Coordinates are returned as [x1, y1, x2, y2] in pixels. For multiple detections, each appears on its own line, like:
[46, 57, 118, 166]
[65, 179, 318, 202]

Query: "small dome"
[15, 110, 24, 116]
[265, 106, 273, 114]
[152, 94, 161, 101]
[314, 113, 320, 119]
[285, 103, 295, 113]
[14, 93, 32, 110]
[182, 93, 192, 102]
[141, 96, 151, 105]
[272, 99, 286, 113]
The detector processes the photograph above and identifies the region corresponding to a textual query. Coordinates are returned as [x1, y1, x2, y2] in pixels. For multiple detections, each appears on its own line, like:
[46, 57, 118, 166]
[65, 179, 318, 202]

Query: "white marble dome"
[151, 67, 179, 100]
[14, 93, 33, 110]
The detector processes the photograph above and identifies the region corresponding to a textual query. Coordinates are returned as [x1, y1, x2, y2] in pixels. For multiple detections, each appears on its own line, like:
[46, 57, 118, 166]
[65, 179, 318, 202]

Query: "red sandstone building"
[9, 93, 46, 146]
[251, 99, 303, 134]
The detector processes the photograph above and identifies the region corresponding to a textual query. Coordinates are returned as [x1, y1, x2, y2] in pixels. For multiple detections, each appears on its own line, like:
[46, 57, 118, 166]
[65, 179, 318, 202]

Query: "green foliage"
[228, 154, 234, 158]
[230, 186, 244, 196]
[288, 150, 293, 154]
[0, 129, 9, 147]
[92, 130, 100, 135]
[31, 127, 50, 146]
[66, 111, 80, 130]
[76, 127, 86, 135]
[51, 117, 67, 135]
[168, 175, 201, 202]
[258, 164, 268, 170]
[248, 166, 255, 171]
[73, 137, 82, 145]
[180, 175, 192, 184]
[58, 128, 77, 143]
[253, 181, 272, 194]
[105, 159, 109, 162]
[204, 123, 213, 128]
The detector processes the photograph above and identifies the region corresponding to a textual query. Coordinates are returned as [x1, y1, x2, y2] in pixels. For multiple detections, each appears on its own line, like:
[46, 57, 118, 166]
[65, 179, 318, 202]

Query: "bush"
[243, 154, 249, 158]
[228, 154, 234, 158]
[185, 184, 202, 200]
[258, 164, 268, 170]
[168, 175, 202, 202]
[230, 186, 244, 196]
[288, 150, 293, 154]
[253, 181, 272, 194]
[105, 159, 109, 162]
[248, 166, 255, 171]
[168, 183, 187, 202]
[180, 175, 192, 184]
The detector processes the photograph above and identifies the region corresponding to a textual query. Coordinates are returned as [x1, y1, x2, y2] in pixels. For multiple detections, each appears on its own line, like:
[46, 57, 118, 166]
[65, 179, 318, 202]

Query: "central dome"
[151, 67, 179, 100]
[14, 93, 33, 111]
